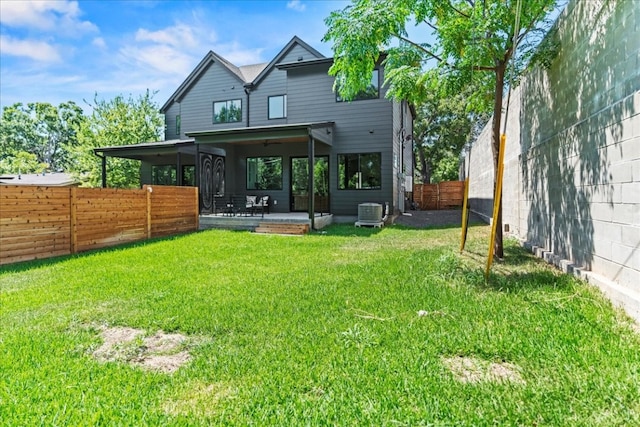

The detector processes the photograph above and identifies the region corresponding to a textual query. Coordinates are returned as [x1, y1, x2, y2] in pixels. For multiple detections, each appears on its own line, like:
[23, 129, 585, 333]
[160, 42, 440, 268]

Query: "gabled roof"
[160, 36, 324, 113]
[248, 36, 324, 88]
[160, 51, 246, 113]
[239, 63, 269, 82]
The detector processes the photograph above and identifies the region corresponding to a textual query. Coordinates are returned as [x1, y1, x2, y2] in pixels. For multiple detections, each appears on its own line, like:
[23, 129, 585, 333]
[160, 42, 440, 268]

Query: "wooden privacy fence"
[413, 181, 465, 210]
[0, 185, 199, 265]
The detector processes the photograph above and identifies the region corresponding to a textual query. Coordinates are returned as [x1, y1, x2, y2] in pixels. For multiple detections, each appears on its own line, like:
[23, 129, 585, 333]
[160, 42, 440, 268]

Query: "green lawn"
[1, 224, 639, 426]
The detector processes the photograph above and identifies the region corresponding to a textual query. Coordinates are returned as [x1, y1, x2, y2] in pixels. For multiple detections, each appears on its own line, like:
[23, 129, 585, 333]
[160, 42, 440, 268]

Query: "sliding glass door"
[290, 156, 329, 212]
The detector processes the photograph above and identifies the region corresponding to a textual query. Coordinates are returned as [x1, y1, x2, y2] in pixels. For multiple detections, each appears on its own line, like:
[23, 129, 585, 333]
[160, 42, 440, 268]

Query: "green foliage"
[413, 79, 488, 183]
[324, 0, 560, 256]
[324, 0, 559, 106]
[0, 102, 85, 173]
[0, 151, 47, 175]
[2, 226, 639, 424]
[71, 90, 163, 188]
[431, 153, 460, 182]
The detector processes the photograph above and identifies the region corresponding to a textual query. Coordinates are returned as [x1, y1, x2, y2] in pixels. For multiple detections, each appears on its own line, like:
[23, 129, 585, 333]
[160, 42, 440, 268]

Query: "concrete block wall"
[466, 0, 640, 291]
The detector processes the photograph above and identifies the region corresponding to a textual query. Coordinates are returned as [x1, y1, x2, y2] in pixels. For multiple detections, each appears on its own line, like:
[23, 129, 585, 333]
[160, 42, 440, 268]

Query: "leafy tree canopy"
[324, 0, 560, 257]
[0, 101, 84, 174]
[324, 0, 559, 109]
[414, 78, 489, 183]
[71, 90, 164, 188]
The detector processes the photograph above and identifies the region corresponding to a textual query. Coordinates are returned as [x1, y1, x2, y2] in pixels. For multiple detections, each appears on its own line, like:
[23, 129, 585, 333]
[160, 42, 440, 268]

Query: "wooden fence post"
[70, 187, 77, 254]
[146, 186, 152, 239]
[194, 187, 199, 231]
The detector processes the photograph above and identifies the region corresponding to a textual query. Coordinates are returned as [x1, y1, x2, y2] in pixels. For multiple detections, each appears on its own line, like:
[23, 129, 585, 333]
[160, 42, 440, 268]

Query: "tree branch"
[395, 34, 450, 66]
[423, 19, 439, 33]
[448, 1, 470, 18]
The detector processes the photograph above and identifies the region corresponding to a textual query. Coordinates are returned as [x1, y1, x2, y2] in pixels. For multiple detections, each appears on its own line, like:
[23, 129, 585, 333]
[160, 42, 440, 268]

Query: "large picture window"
[152, 165, 176, 185]
[336, 69, 379, 102]
[338, 153, 382, 190]
[246, 157, 283, 190]
[268, 95, 287, 119]
[213, 99, 242, 123]
[151, 165, 195, 186]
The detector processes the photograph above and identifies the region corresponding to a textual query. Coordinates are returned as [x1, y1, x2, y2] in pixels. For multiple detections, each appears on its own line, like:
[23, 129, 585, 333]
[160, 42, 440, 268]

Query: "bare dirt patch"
[92, 326, 192, 374]
[442, 355, 525, 384]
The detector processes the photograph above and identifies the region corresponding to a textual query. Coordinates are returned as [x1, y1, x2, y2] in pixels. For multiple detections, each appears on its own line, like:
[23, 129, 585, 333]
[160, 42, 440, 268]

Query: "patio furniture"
[232, 195, 251, 216]
[214, 195, 232, 216]
[248, 195, 270, 217]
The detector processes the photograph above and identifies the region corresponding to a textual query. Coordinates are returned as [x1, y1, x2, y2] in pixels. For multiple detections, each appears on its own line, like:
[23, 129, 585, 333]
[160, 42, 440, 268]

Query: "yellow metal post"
[485, 134, 507, 279]
[460, 178, 470, 252]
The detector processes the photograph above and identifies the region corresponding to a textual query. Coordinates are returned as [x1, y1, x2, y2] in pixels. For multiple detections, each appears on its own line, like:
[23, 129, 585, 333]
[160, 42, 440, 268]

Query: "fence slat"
[0, 185, 199, 265]
[413, 181, 465, 210]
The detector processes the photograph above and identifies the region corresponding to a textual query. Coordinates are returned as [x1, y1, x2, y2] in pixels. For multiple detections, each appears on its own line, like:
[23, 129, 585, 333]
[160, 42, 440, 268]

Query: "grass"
[1, 223, 639, 425]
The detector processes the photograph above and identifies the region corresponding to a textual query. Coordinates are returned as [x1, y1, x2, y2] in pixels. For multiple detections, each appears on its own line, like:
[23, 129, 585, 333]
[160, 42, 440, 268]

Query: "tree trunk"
[417, 147, 430, 184]
[491, 62, 506, 259]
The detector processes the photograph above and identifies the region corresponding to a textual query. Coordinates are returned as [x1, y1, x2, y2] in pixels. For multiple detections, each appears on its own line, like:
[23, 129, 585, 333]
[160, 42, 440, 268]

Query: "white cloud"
[0, 0, 98, 34]
[119, 44, 195, 77]
[0, 35, 61, 62]
[92, 37, 107, 49]
[135, 23, 198, 49]
[286, 0, 306, 12]
[214, 42, 265, 66]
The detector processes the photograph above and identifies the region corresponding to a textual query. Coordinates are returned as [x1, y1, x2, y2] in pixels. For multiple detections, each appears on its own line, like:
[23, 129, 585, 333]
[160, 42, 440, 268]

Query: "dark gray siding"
[249, 44, 322, 128]
[249, 71, 287, 127]
[286, 63, 394, 215]
[180, 61, 246, 134]
[164, 103, 181, 139]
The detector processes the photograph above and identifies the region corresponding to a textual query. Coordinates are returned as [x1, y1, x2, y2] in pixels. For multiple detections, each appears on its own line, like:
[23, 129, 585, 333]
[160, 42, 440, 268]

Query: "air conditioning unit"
[356, 203, 384, 228]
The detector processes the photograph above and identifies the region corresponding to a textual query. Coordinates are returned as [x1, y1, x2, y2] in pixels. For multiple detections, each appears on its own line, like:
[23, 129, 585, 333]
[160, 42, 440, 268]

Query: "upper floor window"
[336, 69, 379, 102]
[213, 99, 242, 124]
[247, 156, 283, 190]
[338, 152, 382, 190]
[268, 95, 287, 119]
[175, 114, 181, 135]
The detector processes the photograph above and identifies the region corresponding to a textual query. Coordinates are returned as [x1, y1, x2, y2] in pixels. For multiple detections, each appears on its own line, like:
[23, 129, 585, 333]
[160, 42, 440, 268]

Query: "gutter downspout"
[244, 85, 253, 128]
[94, 151, 107, 188]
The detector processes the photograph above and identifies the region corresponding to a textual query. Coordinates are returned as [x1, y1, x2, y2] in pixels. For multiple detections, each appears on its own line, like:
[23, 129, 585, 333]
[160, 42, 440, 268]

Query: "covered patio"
[94, 122, 334, 230]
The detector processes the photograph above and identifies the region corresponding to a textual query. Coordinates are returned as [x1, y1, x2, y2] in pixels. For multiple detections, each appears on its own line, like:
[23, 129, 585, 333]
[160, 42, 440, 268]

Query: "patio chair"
[232, 195, 250, 216]
[246, 195, 269, 218]
[214, 195, 232, 216]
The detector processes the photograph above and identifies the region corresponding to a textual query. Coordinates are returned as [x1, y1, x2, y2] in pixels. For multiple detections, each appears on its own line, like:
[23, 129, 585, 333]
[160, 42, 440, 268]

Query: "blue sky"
[0, 0, 351, 112]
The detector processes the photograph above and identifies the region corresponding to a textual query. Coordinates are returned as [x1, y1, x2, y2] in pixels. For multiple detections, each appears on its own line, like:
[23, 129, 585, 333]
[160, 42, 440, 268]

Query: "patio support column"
[176, 151, 183, 186]
[195, 143, 201, 212]
[101, 155, 107, 188]
[308, 129, 315, 230]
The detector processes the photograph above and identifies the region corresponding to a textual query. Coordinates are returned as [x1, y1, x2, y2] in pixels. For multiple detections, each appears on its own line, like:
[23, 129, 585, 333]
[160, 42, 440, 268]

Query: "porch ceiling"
[93, 139, 222, 161]
[186, 122, 334, 146]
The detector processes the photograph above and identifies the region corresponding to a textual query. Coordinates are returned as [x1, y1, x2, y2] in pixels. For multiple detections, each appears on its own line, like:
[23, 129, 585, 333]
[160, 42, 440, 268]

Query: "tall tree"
[324, 0, 560, 258]
[413, 77, 488, 183]
[0, 102, 84, 173]
[71, 90, 164, 188]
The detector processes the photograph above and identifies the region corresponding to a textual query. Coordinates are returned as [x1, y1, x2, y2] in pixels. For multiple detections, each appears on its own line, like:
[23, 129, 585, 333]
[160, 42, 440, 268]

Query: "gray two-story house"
[95, 37, 414, 228]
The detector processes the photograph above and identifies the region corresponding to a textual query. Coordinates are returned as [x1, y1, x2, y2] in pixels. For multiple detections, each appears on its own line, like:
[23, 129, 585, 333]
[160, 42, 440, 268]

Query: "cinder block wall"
[466, 0, 640, 289]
